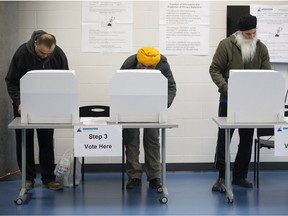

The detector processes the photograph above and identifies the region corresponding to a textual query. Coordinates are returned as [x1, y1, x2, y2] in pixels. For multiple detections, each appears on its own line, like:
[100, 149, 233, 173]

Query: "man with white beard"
[209, 14, 271, 191]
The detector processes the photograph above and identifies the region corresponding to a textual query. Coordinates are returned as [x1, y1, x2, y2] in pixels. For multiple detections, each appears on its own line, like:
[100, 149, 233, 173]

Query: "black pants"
[13, 105, 56, 184]
[214, 103, 254, 180]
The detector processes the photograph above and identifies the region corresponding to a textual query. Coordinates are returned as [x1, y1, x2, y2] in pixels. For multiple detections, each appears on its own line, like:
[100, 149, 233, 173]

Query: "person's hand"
[18, 104, 21, 115]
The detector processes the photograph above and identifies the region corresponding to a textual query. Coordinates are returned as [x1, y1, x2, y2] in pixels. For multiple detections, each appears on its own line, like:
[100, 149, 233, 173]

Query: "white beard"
[235, 32, 258, 63]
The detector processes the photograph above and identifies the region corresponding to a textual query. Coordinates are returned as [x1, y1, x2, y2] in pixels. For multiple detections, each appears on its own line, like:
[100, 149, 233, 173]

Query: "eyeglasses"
[137, 62, 156, 69]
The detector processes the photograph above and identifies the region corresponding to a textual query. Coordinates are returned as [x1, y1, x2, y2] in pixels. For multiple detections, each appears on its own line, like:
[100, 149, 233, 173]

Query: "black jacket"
[5, 30, 69, 108]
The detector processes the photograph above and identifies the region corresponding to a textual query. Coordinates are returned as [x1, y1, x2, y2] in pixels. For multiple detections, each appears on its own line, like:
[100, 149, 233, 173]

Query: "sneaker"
[232, 178, 253, 188]
[212, 178, 226, 192]
[43, 181, 63, 191]
[25, 179, 35, 190]
[126, 178, 141, 189]
[149, 178, 162, 189]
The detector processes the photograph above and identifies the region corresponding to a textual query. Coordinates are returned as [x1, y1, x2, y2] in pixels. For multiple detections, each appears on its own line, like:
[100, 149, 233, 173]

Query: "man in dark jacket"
[6, 30, 69, 190]
[209, 15, 271, 191]
[120, 46, 176, 189]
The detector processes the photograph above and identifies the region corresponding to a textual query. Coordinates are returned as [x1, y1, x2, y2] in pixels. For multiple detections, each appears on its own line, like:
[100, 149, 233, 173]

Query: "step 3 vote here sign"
[74, 125, 122, 157]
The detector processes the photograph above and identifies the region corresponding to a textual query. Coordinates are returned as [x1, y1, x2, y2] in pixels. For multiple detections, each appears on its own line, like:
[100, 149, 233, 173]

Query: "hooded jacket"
[120, 54, 177, 108]
[5, 30, 69, 108]
[209, 32, 271, 98]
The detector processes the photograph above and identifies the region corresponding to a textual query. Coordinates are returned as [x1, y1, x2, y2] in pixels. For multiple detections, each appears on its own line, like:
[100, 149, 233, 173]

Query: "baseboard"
[35, 162, 288, 173]
[77, 162, 288, 172]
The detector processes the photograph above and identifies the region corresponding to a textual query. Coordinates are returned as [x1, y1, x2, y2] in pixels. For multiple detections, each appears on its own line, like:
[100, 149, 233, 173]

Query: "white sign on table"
[274, 124, 288, 156]
[74, 125, 122, 157]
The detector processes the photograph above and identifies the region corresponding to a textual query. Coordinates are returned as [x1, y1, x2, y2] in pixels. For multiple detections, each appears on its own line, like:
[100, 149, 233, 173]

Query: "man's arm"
[158, 56, 176, 108]
[5, 55, 22, 109]
[209, 41, 230, 97]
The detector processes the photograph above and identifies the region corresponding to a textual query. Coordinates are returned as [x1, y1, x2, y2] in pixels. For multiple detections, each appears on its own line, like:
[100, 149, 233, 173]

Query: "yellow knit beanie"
[136, 47, 160, 66]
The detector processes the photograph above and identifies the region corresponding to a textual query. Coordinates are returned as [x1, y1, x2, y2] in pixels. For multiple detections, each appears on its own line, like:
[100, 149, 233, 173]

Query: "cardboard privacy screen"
[109, 69, 168, 123]
[20, 70, 79, 124]
[227, 69, 286, 123]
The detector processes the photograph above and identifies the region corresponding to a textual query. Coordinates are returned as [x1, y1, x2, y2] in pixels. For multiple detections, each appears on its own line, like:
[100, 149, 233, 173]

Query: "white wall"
[15, 0, 288, 164]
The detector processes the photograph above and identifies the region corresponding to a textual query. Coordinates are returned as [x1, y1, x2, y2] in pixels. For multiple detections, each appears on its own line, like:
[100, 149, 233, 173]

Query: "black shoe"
[149, 178, 161, 189]
[126, 178, 141, 189]
[212, 178, 226, 192]
[232, 178, 253, 188]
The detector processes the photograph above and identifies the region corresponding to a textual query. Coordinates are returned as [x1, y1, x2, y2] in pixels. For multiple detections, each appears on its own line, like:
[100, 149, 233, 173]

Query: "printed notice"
[82, 1, 132, 53]
[159, 1, 210, 55]
[251, 5, 288, 63]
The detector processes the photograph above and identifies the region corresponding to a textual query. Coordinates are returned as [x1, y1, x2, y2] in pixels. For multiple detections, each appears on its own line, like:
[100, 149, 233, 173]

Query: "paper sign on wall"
[274, 124, 288, 156]
[74, 125, 122, 157]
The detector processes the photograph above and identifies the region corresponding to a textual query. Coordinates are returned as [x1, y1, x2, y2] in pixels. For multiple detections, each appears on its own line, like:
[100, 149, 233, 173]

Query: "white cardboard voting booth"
[227, 69, 286, 123]
[20, 70, 79, 124]
[109, 69, 168, 123]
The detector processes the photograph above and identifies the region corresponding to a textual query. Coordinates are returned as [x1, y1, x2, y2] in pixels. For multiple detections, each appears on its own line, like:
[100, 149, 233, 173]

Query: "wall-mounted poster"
[250, 5, 288, 63]
[82, 1, 133, 53]
[159, 1, 210, 55]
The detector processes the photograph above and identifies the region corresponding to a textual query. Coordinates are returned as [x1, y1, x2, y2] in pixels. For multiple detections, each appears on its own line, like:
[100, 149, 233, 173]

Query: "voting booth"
[227, 69, 286, 123]
[109, 69, 168, 123]
[20, 70, 79, 124]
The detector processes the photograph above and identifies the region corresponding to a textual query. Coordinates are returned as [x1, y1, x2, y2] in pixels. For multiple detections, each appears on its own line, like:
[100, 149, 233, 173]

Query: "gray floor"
[0, 171, 288, 215]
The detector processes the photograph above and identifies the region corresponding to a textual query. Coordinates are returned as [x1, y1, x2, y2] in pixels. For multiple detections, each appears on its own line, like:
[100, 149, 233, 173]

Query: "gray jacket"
[209, 32, 271, 97]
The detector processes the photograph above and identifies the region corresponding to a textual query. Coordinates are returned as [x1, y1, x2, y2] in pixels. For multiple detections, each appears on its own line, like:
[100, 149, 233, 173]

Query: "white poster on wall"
[81, 1, 133, 53]
[159, 1, 210, 55]
[250, 5, 288, 63]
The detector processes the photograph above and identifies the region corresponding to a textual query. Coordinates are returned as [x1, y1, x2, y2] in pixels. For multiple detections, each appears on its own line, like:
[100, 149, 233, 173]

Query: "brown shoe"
[43, 181, 63, 191]
[24, 179, 35, 190]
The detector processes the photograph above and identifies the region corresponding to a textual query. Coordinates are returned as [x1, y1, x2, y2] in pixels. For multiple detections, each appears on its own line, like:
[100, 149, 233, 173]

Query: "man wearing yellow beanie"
[120, 46, 176, 190]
